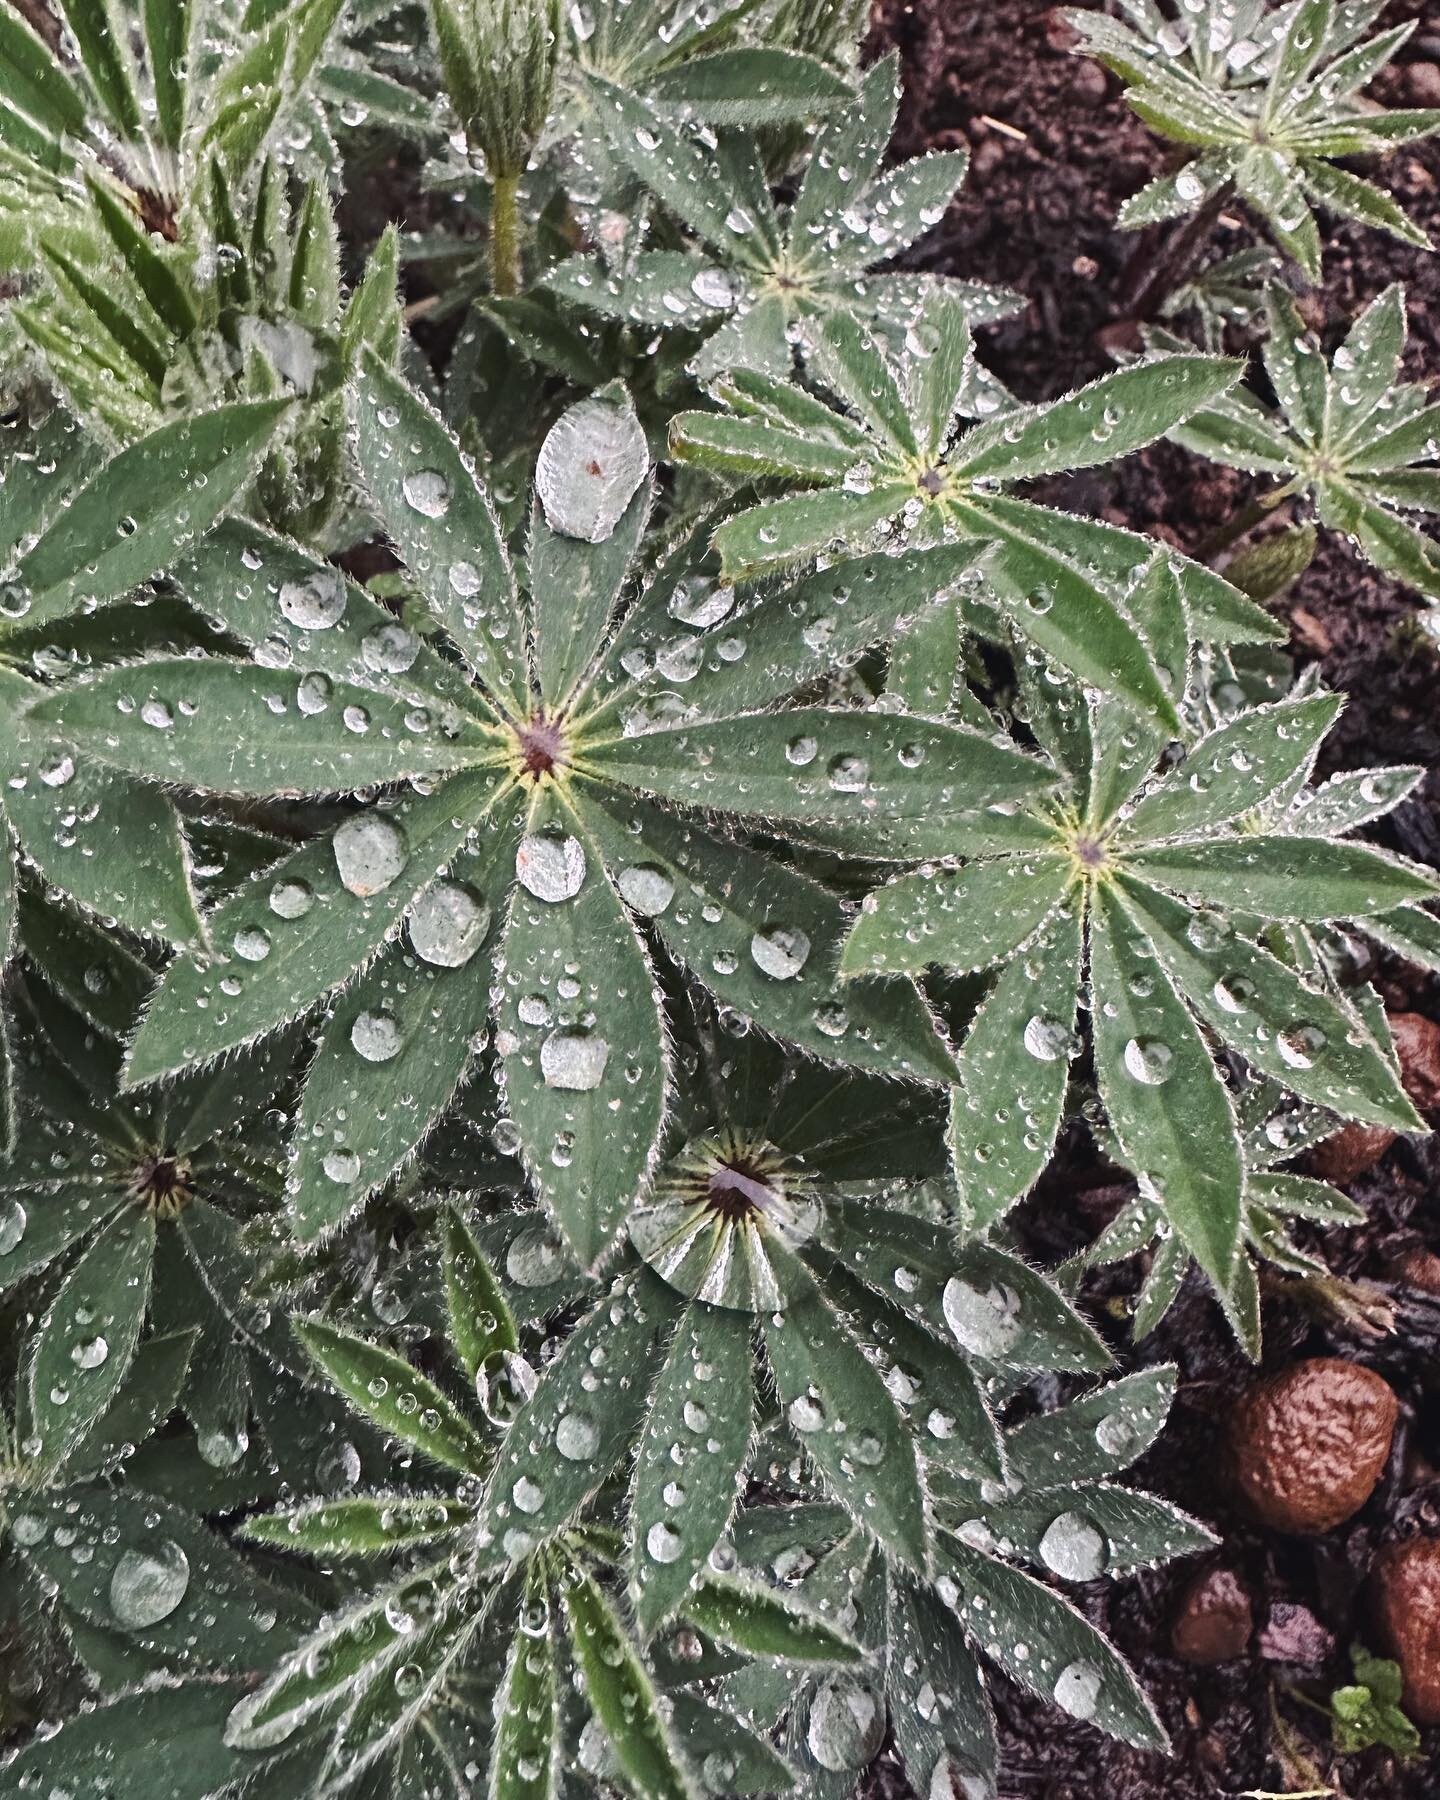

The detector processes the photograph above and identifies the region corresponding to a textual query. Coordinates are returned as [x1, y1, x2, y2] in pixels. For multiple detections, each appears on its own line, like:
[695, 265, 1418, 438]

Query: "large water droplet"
[408, 882, 490, 966]
[1038, 1511, 1106, 1582]
[540, 1031, 609, 1091]
[109, 1541, 190, 1628]
[351, 1010, 403, 1063]
[616, 864, 675, 916]
[278, 570, 346, 630]
[1122, 1036, 1173, 1085]
[942, 1276, 1023, 1357]
[0, 1198, 26, 1255]
[750, 926, 810, 981]
[554, 1411, 599, 1461]
[516, 832, 585, 902]
[334, 815, 409, 896]
[646, 1520, 684, 1564]
[1053, 1660, 1102, 1721]
[806, 1677, 886, 1772]
[402, 469, 451, 518]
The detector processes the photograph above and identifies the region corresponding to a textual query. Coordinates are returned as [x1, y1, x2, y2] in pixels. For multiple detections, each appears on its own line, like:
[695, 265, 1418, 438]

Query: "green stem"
[490, 171, 521, 298]
[1194, 481, 1300, 563]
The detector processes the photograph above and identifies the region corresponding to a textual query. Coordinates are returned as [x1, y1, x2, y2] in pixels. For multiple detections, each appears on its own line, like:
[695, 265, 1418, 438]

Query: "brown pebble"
[1389, 1247, 1440, 1295]
[1229, 1357, 1398, 1534]
[1388, 1011, 1440, 1115]
[1306, 1120, 1395, 1185]
[1042, 6, 1081, 51]
[1070, 60, 1109, 106]
[1171, 1566, 1253, 1665]
[1258, 1600, 1333, 1666]
[1373, 1538, 1440, 1724]
[1401, 61, 1440, 107]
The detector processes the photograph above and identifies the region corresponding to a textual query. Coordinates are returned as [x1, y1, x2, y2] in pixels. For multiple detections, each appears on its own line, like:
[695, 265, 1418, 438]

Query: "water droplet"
[554, 1411, 599, 1461]
[269, 878, 314, 920]
[71, 1336, 108, 1370]
[109, 1541, 190, 1628]
[233, 926, 271, 963]
[1038, 1511, 1106, 1582]
[279, 570, 346, 629]
[0, 1198, 26, 1255]
[1122, 1037, 1173, 1085]
[1277, 1022, 1326, 1070]
[942, 1276, 1023, 1357]
[616, 864, 674, 916]
[402, 469, 451, 518]
[1053, 1660, 1102, 1722]
[323, 1148, 361, 1185]
[408, 882, 489, 966]
[351, 1009, 403, 1063]
[1095, 1413, 1136, 1458]
[362, 622, 420, 674]
[646, 1520, 684, 1563]
[334, 815, 409, 896]
[750, 926, 810, 981]
[540, 1031, 609, 1091]
[516, 832, 585, 902]
[1023, 1015, 1075, 1062]
[806, 1677, 886, 1772]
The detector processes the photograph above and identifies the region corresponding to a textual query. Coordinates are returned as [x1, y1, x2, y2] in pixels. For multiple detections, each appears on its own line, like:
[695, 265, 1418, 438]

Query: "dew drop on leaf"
[278, 570, 346, 629]
[233, 926, 271, 963]
[942, 1276, 1023, 1356]
[515, 832, 585, 902]
[750, 926, 811, 981]
[407, 882, 490, 966]
[402, 469, 451, 518]
[554, 1411, 599, 1461]
[540, 1031, 609, 1091]
[1122, 1036, 1173, 1085]
[334, 814, 409, 896]
[806, 1676, 887, 1772]
[0, 1199, 25, 1256]
[1038, 1510, 1107, 1581]
[616, 864, 674, 916]
[351, 1009, 403, 1063]
[109, 1540, 190, 1628]
[645, 1520, 684, 1563]
[1053, 1659, 1102, 1721]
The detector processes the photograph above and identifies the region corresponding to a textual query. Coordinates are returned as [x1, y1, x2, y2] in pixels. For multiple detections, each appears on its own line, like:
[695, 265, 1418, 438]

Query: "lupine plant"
[1066, 0, 1440, 278]
[0, 4, 1437, 1799]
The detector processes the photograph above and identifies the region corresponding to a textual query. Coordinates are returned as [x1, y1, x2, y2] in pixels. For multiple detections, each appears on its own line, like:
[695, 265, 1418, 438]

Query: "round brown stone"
[1373, 1538, 1440, 1725]
[1229, 1358, 1398, 1534]
[1171, 1566, 1252, 1665]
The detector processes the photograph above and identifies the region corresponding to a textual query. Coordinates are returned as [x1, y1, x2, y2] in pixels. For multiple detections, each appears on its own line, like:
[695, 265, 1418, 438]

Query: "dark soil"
[866, 2, 1440, 1796]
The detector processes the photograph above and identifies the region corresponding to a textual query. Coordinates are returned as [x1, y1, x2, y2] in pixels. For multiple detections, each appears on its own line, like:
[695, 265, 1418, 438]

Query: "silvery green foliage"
[18, 156, 402, 544]
[670, 287, 1279, 724]
[429, 0, 562, 179]
[1066, 0, 1440, 276]
[1161, 283, 1440, 607]
[543, 56, 1024, 382]
[35, 371, 1059, 1264]
[843, 647, 1435, 1297]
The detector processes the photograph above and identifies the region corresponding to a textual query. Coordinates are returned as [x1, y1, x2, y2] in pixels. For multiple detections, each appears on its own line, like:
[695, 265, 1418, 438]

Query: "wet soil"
[866, 1, 1440, 1795]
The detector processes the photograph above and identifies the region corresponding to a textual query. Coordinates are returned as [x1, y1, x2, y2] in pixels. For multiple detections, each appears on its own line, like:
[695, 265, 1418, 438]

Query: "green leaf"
[631, 1302, 753, 1635]
[351, 352, 527, 714]
[664, 1695, 796, 1795]
[55, 0, 143, 133]
[28, 1209, 154, 1475]
[1117, 874, 1422, 1131]
[954, 357, 1241, 483]
[887, 1573, 996, 1800]
[441, 1203, 519, 1385]
[478, 1273, 676, 1558]
[240, 1494, 470, 1556]
[144, 0, 190, 146]
[807, 312, 919, 458]
[1089, 883, 1242, 1287]
[939, 1536, 1167, 1750]
[762, 1280, 929, 1570]
[498, 796, 667, 1272]
[682, 1573, 864, 1663]
[530, 474, 649, 709]
[13, 1487, 312, 1668]
[585, 707, 1054, 839]
[582, 790, 959, 1082]
[124, 769, 512, 1085]
[15, 402, 291, 629]
[1120, 694, 1342, 843]
[492, 1577, 559, 1800]
[0, 1175, 125, 1292]
[0, 1681, 258, 1800]
[841, 854, 1071, 977]
[31, 656, 495, 797]
[1003, 1368, 1178, 1488]
[949, 904, 1084, 1237]
[986, 1483, 1215, 1578]
[645, 47, 852, 125]
[561, 1563, 696, 1800]
[1128, 838, 1436, 920]
[287, 855, 505, 1239]
[294, 1316, 490, 1475]
[709, 485, 912, 581]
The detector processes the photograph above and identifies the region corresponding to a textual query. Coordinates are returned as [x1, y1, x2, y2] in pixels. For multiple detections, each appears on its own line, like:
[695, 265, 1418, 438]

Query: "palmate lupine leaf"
[1161, 284, 1440, 607]
[1067, 0, 1440, 275]
[670, 287, 1279, 724]
[40, 364, 1049, 1263]
[542, 56, 1023, 380]
[843, 678, 1434, 1290]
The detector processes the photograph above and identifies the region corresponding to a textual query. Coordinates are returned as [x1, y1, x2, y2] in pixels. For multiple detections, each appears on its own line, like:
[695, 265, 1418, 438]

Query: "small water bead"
[402, 469, 451, 518]
[1122, 1037, 1173, 1085]
[262, 880, 314, 928]
[515, 832, 585, 902]
[0, 1198, 26, 1255]
[140, 698, 173, 730]
[109, 1541, 191, 1628]
[512, 1476, 545, 1514]
[1212, 974, 1257, 1014]
[1053, 1660, 1102, 1722]
[540, 1031, 609, 1092]
[351, 1009, 403, 1063]
[786, 735, 818, 767]
[39, 753, 75, 787]
[554, 1411, 599, 1461]
[232, 926, 272, 963]
[1277, 1022, 1326, 1070]
[323, 1148, 361, 1185]
[942, 1276, 1023, 1357]
[806, 1676, 887, 1773]
[1023, 1015, 1075, 1062]
[750, 926, 810, 981]
[827, 753, 868, 793]
[296, 672, 332, 715]
[279, 570, 346, 630]
[334, 814, 409, 896]
[646, 1521, 684, 1564]
[362, 622, 420, 674]
[408, 883, 490, 967]
[1094, 1413, 1137, 1457]
[788, 1394, 826, 1434]
[616, 864, 674, 916]
[690, 268, 737, 309]
[1038, 1511, 1107, 1582]
[477, 1349, 538, 1425]
[506, 1226, 566, 1287]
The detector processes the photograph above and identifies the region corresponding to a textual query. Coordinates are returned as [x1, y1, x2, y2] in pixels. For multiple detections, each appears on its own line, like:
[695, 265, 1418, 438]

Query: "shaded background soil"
[862, 2, 1440, 1796]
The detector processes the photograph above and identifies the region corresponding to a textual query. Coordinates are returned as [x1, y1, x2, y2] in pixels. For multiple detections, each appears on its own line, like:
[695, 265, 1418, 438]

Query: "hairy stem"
[1194, 483, 1299, 562]
[1115, 181, 1236, 322]
[490, 172, 522, 298]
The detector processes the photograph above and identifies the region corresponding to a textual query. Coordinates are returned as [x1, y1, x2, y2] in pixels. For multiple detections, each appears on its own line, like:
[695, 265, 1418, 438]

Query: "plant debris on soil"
[863, 1, 1440, 1795]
